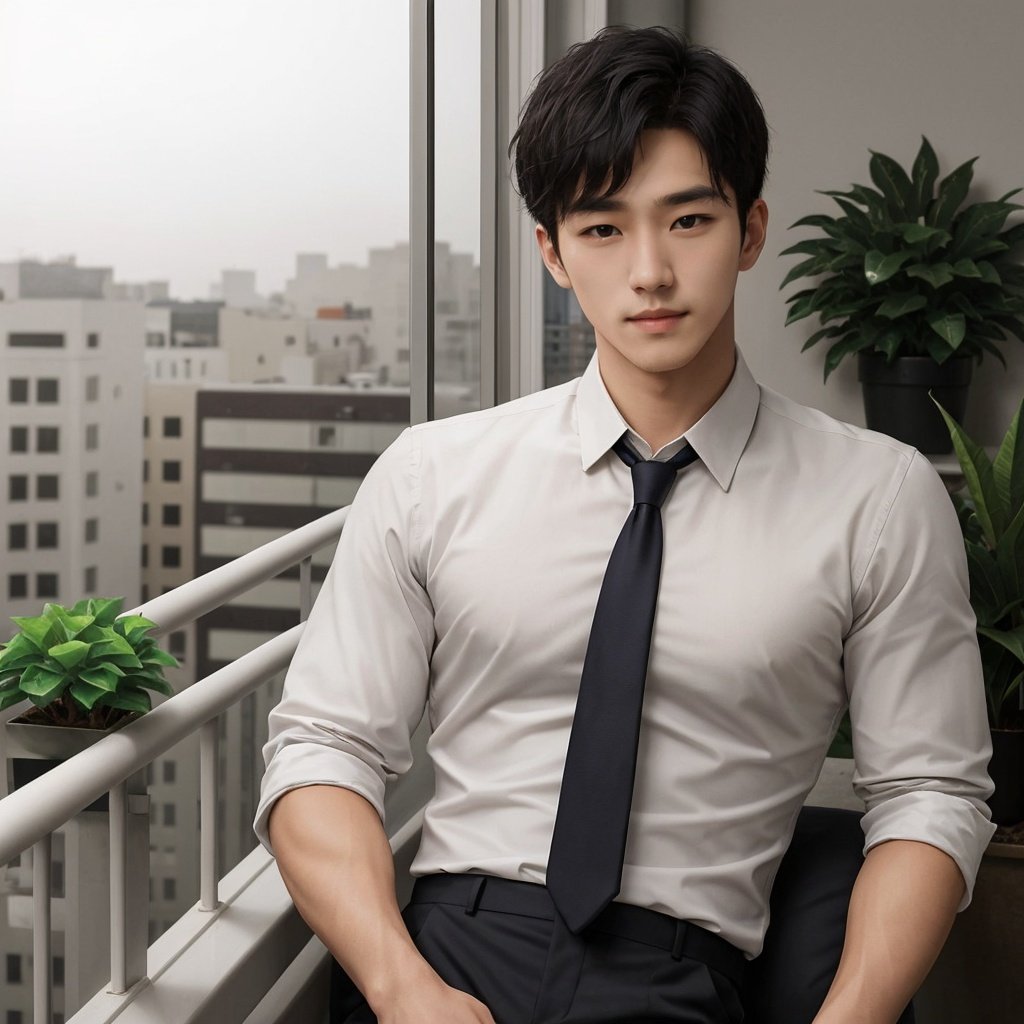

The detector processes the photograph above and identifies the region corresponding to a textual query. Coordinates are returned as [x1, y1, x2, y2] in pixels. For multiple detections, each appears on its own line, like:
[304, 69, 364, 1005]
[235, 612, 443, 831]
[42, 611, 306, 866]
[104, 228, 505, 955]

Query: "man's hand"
[374, 958, 497, 1023]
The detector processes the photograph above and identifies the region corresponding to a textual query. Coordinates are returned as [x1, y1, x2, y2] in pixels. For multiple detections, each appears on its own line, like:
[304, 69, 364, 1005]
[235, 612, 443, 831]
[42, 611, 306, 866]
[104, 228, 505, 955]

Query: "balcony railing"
[0, 506, 433, 1024]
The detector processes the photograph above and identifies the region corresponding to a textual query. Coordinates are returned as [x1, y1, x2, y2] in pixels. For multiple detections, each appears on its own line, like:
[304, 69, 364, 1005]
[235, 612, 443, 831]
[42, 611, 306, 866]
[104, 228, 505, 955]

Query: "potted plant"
[0, 597, 178, 792]
[781, 136, 1024, 453]
[933, 398, 1024, 828]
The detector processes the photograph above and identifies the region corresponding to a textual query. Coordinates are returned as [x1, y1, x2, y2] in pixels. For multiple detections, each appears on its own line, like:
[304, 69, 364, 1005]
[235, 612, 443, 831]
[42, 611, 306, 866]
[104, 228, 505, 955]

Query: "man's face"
[536, 128, 767, 385]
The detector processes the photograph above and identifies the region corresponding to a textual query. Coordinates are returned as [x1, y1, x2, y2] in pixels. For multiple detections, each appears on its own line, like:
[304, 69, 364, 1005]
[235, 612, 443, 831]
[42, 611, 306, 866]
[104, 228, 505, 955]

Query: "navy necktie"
[546, 434, 700, 934]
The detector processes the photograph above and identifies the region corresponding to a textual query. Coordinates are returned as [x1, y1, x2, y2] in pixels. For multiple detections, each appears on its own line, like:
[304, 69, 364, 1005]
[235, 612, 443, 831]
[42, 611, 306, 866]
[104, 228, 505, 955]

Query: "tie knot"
[612, 436, 699, 509]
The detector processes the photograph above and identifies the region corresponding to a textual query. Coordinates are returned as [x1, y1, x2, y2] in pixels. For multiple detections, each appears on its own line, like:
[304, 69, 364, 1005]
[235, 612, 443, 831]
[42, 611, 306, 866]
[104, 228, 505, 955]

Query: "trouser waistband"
[408, 873, 747, 990]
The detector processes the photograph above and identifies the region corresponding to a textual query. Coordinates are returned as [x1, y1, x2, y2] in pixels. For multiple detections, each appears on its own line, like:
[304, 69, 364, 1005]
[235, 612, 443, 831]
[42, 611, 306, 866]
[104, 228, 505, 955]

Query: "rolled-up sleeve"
[253, 425, 434, 855]
[843, 450, 997, 912]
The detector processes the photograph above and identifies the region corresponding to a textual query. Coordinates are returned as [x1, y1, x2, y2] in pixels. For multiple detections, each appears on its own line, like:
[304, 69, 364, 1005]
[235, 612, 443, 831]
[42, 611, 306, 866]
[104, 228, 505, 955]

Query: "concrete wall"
[688, 0, 1024, 444]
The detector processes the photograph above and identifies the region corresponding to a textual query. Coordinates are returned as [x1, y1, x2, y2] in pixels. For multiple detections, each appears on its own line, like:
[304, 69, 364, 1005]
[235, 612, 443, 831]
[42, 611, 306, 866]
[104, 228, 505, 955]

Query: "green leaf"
[143, 648, 179, 668]
[876, 292, 928, 319]
[926, 311, 966, 350]
[88, 597, 124, 626]
[47, 608, 95, 644]
[0, 690, 28, 712]
[779, 254, 832, 290]
[10, 615, 56, 652]
[47, 640, 92, 670]
[992, 399, 1024, 520]
[869, 149, 915, 217]
[115, 615, 157, 645]
[905, 263, 954, 289]
[951, 258, 983, 278]
[864, 249, 913, 285]
[911, 136, 940, 214]
[0, 634, 39, 669]
[78, 667, 121, 692]
[951, 201, 1021, 257]
[977, 625, 1024, 667]
[900, 222, 951, 247]
[18, 665, 67, 698]
[788, 213, 839, 231]
[779, 238, 839, 259]
[137, 676, 173, 697]
[928, 157, 978, 229]
[800, 325, 845, 352]
[932, 398, 1002, 546]
[69, 681, 108, 711]
[101, 689, 151, 714]
[822, 334, 876, 381]
[975, 260, 1002, 285]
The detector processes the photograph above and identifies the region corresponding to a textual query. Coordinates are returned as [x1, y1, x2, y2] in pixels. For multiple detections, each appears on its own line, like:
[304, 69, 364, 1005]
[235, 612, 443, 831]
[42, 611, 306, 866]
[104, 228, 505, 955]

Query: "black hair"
[509, 26, 770, 254]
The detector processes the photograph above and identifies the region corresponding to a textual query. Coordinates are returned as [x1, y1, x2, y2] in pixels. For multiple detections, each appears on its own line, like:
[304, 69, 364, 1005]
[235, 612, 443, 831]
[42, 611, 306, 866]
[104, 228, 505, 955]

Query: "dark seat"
[741, 805, 916, 1023]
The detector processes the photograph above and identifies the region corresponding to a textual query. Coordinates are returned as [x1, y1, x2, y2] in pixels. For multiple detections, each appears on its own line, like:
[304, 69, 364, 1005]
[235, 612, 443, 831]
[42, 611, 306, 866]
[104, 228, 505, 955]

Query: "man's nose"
[628, 233, 674, 292]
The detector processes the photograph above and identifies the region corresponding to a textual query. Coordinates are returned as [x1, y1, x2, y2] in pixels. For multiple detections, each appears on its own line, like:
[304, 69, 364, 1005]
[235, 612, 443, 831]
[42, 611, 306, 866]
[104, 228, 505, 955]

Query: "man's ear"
[536, 224, 572, 289]
[738, 198, 769, 272]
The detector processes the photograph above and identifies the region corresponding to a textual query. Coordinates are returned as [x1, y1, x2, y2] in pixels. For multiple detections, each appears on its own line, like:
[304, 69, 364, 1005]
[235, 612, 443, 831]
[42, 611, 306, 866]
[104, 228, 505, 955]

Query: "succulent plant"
[0, 597, 178, 729]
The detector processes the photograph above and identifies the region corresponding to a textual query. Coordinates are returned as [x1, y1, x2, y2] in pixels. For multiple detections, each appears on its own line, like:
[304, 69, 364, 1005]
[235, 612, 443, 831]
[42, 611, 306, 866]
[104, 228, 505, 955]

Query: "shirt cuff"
[253, 743, 388, 856]
[860, 790, 998, 912]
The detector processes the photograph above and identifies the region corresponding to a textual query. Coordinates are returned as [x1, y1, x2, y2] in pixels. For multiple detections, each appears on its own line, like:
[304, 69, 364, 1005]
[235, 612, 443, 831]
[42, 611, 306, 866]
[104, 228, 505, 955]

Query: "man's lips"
[627, 309, 686, 332]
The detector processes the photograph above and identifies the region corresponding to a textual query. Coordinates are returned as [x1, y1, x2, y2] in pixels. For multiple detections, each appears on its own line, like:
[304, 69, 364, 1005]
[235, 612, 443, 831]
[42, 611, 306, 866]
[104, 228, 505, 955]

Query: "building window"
[163, 416, 181, 438]
[162, 460, 181, 482]
[53, 956, 64, 987]
[162, 803, 175, 827]
[9, 426, 28, 452]
[143, 460, 149, 483]
[141, 544, 149, 569]
[7, 575, 28, 600]
[9, 378, 28, 403]
[36, 426, 59, 453]
[163, 877, 176, 901]
[143, 415, 149, 438]
[397, 347, 410, 363]
[8, 524, 27, 550]
[36, 522, 59, 549]
[85, 375, 100, 402]
[85, 518, 99, 543]
[85, 471, 99, 497]
[8, 475, 28, 501]
[8, 332, 64, 348]
[163, 759, 177, 784]
[161, 545, 181, 568]
[168, 631, 186, 658]
[140, 583, 149, 602]
[84, 566, 97, 592]
[162, 504, 181, 527]
[36, 378, 59, 403]
[142, 503, 149, 526]
[85, 424, 99, 451]
[318, 426, 336, 446]
[8, 1009, 24, 1024]
[87, 332, 99, 348]
[36, 573, 59, 598]
[37, 475, 59, 500]
[285, 335, 296, 346]
[5, 953, 21, 983]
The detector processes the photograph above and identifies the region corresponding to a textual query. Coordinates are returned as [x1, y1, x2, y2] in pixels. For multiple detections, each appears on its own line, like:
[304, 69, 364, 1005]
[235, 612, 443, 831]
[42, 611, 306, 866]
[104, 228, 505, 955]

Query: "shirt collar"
[575, 345, 760, 492]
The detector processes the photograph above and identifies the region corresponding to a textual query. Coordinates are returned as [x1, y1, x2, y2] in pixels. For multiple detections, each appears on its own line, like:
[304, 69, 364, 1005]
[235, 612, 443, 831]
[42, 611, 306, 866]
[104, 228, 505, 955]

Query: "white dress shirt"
[256, 345, 997, 960]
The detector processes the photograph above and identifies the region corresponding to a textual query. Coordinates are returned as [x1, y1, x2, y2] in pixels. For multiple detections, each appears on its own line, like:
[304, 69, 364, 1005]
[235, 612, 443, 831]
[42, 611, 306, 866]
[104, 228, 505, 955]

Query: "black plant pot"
[988, 728, 1024, 827]
[858, 352, 973, 454]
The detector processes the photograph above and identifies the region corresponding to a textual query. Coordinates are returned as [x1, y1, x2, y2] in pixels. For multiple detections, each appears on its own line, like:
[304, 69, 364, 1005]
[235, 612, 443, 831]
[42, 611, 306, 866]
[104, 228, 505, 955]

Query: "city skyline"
[0, 0, 481, 301]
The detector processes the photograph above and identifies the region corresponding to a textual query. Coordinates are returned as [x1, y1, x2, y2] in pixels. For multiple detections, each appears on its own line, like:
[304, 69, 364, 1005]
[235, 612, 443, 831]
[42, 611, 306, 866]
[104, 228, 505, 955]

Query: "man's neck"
[596, 339, 738, 454]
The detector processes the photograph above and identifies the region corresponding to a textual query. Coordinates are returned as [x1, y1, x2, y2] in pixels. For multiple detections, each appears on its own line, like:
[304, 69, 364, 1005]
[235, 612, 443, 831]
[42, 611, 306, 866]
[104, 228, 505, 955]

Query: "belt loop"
[671, 920, 686, 961]
[464, 875, 487, 916]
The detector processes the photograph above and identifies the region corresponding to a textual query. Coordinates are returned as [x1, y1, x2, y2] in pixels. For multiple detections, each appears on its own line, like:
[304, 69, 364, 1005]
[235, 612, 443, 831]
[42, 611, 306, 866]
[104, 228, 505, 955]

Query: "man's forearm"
[812, 838, 966, 1024]
[267, 785, 436, 1013]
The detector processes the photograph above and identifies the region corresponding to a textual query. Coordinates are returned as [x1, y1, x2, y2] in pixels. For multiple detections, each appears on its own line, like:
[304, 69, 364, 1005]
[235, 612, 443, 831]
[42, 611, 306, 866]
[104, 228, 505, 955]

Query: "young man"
[256, 27, 996, 1024]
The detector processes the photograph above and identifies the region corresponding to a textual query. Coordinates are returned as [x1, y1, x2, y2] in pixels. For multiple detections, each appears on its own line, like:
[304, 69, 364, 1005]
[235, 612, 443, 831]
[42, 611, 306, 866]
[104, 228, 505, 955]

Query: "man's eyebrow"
[564, 185, 725, 217]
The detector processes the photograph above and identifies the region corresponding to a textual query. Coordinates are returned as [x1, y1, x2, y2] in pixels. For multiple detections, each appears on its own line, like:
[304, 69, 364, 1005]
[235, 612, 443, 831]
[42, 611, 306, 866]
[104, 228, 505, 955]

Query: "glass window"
[7, 575, 28, 600]
[9, 426, 28, 452]
[36, 426, 59, 452]
[36, 573, 59, 598]
[7, 332, 64, 348]
[36, 475, 59, 500]
[163, 803, 175, 827]
[87, 332, 99, 348]
[8, 475, 28, 501]
[141, 544, 149, 569]
[84, 566, 97, 592]
[163, 416, 182, 438]
[163, 759, 177, 784]
[143, 416, 150, 438]
[53, 956, 64, 987]
[142, 503, 149, 526]
[85, 375, 100, 401]
[163, 877, 176, 900]
[85, 518, 99, 543]
[36, 378, 59, 403]
[36, 522, 59, 549]
[168, 631, 186, 658]
[85, 423, 99, 450]
[5, 953, 20, 984]
[161, 545, 181, 568]
[162, 460, 181, 482]
[143, 460, 149, 483]
[162, 504, 181, 527]
[85, 471, 99, 497]
[7, 1009, 24, 1024]
[8, 378, 28, 403]
[8, 523, 27, 550]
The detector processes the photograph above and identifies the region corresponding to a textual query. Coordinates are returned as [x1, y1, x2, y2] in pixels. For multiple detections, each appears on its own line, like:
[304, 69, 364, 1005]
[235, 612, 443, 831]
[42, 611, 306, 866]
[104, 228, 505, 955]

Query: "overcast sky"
[0, 0, 480, 300]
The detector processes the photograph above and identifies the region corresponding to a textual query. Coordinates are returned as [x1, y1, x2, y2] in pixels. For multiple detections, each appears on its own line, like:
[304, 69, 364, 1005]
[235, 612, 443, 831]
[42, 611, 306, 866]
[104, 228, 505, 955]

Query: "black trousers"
[331, 874, 747, 1024]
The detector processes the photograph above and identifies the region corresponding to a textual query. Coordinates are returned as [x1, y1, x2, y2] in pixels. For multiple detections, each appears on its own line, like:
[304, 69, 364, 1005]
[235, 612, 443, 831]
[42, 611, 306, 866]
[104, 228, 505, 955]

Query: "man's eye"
[675, 214, 707, 229]
[584, 224, 619, 238]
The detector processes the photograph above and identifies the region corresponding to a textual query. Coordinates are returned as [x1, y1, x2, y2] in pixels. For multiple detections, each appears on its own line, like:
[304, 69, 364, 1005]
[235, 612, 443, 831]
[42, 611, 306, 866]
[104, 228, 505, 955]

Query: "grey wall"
[688, 0, 1024, 443]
